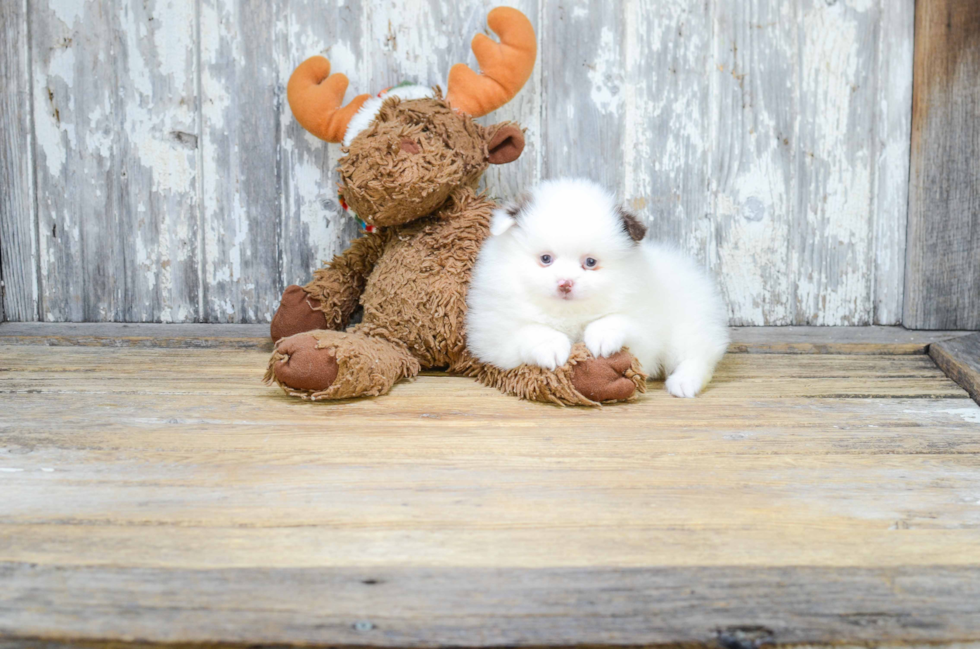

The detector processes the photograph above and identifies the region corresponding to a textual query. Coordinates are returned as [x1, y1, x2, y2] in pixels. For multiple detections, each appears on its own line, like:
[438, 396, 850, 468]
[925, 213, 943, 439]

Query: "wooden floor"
[1, 326, 980, 648]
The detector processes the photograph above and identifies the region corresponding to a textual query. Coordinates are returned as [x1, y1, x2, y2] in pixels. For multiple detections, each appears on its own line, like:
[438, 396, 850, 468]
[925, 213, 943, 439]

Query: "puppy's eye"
[583, 257, 598, 269]
[539, 254, 554, 266]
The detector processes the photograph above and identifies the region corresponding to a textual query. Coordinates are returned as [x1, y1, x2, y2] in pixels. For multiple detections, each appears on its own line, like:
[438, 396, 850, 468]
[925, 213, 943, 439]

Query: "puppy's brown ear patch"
[491, 192, 533, 236]
[617, 206, 647, 242]
[506, 191, 532, 218]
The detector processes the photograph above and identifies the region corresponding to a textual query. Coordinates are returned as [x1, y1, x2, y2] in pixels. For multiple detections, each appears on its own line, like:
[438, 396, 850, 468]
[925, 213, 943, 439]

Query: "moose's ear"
[487, 124, 525, 164]
[617, 205, 647, 243]
[490, 193, 531, 236]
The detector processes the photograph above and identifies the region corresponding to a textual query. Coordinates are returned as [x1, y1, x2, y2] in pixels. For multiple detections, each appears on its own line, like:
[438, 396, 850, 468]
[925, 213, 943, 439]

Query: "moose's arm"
[453, 345, 646, 407]
[271, 230, 390, 342]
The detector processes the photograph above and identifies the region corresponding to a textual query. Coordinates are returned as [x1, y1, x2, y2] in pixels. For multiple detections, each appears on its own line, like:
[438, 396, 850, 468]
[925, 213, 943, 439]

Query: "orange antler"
[445, 7, 537, 117]
[287, 56, 370, 142]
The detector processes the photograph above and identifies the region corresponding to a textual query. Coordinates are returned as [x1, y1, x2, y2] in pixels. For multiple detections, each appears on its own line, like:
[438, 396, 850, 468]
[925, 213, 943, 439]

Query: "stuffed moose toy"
[265, 8, 645, 405]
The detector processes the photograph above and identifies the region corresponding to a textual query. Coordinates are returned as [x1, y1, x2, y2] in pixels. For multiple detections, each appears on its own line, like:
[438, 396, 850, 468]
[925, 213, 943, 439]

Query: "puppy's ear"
[617, 205, 647, 243]
[490, 193, 531, 236]
[490, 209, 518, 236]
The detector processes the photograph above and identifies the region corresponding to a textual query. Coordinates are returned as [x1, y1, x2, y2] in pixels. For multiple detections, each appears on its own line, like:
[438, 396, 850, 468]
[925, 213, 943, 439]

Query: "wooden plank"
[793, 0, 880, 325]
[199, 0, 282, 323]
[0, 350, 974, 441]
[710, 0, 797, 326]
[727, 325, 974, 354]
[624, 0, 712, 269]
[0, 323, 271, 349]
[0, 0, 38, 322]
[873, 0, 914, 324]
[541, 0, 624, 187]
[1, 565, 980, 648]
[931, 332, 980, 404]
[276, 0, 364, 292]
[706, 1, 913, 326]
[905, 0, 980, 329]
[0, 349, 970, 399]
[30, 0, 200, 322]
[0, 345, 979, 646]
[0, 323, 974, 354]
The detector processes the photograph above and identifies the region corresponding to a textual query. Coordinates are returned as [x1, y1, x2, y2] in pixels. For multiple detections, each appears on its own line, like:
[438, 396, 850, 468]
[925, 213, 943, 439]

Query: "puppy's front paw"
[584, 319, 627, 358]
[527, 331, 572, 370]
[665, 361, 707, 398]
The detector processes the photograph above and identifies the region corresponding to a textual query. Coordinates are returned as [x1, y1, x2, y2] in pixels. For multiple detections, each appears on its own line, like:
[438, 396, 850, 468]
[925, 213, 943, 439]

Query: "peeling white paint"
[937, 408, 980, 425]
[34, 47, 76, 177]
[587, 27, 622, 116]
[50, 0, 87, 27]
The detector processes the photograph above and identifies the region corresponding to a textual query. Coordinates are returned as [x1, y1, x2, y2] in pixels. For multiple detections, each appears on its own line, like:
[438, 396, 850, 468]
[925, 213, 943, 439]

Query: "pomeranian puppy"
[466, 178, 729, 398]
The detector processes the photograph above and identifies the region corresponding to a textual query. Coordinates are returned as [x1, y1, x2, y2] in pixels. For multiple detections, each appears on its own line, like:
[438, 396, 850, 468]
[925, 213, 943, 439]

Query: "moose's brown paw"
[571, 350, 638, 403]
[273, 334, 339, 392]
[271, 285, 328, 342]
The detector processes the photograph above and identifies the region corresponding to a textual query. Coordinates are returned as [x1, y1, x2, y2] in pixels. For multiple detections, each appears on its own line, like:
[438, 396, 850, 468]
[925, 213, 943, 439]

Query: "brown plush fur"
[267, 95, 644, 405]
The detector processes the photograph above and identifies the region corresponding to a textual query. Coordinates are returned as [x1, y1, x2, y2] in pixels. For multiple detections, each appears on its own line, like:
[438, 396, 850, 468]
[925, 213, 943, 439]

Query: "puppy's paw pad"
[584, 322, 626, 358]
[665, 371, 703, 398]
[529, 335, 572, 370]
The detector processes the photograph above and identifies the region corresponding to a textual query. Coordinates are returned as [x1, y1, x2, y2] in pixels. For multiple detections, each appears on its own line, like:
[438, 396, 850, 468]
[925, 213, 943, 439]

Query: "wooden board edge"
[0, 0, 40, 323]
[0, 323, 273, 351]
[904, 0, 980, 329]
[0, 335, 275, 352]
[727, 327, 976, 355]
[2, 564, 980, 648]
[929, 333, 980, 405]
[727, 341, 927, 355]
[2, 640, 980, 649]
[0, 324, 976, 355]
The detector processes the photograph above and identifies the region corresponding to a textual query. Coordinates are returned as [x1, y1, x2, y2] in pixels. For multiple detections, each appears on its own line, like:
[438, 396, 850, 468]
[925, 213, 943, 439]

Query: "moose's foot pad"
[266, 329, 421, 400]
[270, 333, 339, 393]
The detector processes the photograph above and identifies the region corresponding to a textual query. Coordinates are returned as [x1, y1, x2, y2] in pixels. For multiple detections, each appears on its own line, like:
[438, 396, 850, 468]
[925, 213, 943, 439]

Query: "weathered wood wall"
[0, 0, 914, 325]
[0, 0, 39, 323]
[905, 0, 980, 330]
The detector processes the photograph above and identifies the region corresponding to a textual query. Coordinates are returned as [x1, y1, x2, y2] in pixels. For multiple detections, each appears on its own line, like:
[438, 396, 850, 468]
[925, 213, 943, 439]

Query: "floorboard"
[931, 333, 980, 404]
[1, 338, 979, 647]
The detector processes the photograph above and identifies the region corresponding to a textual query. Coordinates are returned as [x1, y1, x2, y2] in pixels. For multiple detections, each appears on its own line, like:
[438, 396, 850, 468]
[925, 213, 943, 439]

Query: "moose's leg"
[265, 330, 420, 400]
[453, 343, 645, 407]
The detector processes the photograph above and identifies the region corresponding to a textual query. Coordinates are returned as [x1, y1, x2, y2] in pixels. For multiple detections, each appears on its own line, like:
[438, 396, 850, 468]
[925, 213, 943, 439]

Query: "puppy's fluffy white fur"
[466, 178, 729, 398]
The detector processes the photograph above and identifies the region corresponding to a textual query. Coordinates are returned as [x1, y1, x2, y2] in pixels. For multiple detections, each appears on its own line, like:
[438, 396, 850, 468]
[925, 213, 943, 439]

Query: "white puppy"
[466, 178, 729, 398]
